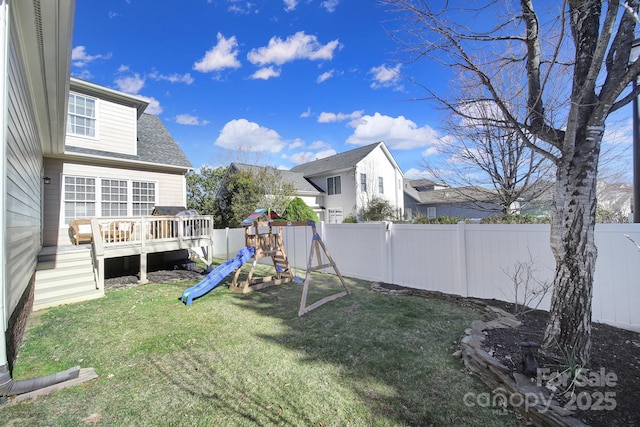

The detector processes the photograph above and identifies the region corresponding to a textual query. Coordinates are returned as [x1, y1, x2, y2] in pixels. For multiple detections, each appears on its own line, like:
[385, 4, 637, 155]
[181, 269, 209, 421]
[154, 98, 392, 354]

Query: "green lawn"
[1, 262, 523, 426]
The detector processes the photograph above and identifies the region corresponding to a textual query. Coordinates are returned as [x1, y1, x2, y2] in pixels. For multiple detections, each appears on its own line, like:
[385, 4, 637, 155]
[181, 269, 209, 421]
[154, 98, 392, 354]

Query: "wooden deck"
[34, 215, 214, 310]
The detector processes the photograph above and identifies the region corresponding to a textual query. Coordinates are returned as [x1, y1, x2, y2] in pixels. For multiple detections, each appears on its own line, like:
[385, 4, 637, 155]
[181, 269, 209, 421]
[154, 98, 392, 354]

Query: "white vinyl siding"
[65, 97, 138, 156]
[5, 19, 43, 316]
[67, 93, 96, 137]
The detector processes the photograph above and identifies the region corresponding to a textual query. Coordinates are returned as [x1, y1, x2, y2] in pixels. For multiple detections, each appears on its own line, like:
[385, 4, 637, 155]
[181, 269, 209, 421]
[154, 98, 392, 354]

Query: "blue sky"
[70, 0, 453, 177]
[71, 0, 633, 181]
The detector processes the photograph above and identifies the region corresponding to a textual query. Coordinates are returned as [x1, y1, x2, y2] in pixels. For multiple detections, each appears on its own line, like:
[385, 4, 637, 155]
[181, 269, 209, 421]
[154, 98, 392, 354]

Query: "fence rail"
[212, 222, 640, 332]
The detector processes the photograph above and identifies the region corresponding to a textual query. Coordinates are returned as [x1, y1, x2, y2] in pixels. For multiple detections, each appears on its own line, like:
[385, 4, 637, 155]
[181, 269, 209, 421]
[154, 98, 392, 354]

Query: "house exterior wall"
[355, 146, 404, 218]
[305, 171, 356, 223]
[4, 16, 42, 317]
[65, 92, 138, 156]
[43, 158, 187, 246]
[415, 202, 503, 220]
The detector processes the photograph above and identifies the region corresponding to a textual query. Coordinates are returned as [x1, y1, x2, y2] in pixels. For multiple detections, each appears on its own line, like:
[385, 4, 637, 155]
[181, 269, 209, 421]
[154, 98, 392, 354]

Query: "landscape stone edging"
[369, 282, 588, 427]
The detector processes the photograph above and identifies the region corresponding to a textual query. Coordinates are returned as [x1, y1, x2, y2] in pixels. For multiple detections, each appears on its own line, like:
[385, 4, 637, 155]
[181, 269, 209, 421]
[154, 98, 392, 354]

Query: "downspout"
[0, 0, 79, 396]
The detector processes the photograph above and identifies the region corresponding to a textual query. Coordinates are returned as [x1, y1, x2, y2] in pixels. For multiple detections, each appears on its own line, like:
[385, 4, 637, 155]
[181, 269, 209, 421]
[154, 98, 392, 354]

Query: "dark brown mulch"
[483, 303, 640, 427]
[372, 282, 640, 427]
[104, 268, 206, 290]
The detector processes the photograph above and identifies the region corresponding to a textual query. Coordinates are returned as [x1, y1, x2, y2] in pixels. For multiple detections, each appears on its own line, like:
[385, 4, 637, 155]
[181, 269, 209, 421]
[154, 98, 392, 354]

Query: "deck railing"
[93, 215, 214, 246]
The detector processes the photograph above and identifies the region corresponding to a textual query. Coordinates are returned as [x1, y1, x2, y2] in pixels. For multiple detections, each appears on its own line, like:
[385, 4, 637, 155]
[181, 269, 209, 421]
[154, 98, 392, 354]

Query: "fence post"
[225, 227, 230, 260]
[385, 221, 393, 284]
[456, 221, 469, 297]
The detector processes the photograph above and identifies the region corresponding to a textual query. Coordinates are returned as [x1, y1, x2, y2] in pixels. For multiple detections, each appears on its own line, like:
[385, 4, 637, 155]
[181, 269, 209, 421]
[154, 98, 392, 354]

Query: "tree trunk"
[542, 125, 602, 366]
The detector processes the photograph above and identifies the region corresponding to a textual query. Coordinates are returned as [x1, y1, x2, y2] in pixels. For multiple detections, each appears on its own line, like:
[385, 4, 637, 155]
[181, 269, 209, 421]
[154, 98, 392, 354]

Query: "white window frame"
[101, 179, 128, 217]
[328, 208, 344, 224]
[427, 207, 437, 219]
[360, 173, 367, 192]
[378, 177, 384, 194]
[132, 181, 157, 216]
[62, 175, 158, 225]
[63, 175, 97, 224]
[67, 92, 98, 138]
[327, 175, 341, 195]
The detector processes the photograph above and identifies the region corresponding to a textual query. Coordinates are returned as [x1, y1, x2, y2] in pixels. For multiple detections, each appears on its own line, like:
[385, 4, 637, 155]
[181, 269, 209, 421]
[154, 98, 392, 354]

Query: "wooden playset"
[229, 208, 350, 316]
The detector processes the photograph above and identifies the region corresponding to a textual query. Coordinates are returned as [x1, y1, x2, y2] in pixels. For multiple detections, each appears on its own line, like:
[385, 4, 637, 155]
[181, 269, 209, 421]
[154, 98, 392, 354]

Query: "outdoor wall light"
[43, 177, 51, 185]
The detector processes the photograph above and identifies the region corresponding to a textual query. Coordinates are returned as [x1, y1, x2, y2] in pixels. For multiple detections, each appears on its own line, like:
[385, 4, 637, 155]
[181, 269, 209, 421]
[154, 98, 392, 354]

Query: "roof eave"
[14, 0, 75, 156]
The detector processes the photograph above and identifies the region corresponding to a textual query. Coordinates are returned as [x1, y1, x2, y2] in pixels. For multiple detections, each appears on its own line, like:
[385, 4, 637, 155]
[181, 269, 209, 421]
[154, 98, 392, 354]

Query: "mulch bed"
[372, 282, 640, 427]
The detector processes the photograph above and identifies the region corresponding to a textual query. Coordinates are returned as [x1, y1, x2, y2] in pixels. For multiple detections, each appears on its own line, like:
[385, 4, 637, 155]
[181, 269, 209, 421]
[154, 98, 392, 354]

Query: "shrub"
[413, 215, 467, 224]
[342, 215, 357, 223]
[480, 214, 550, 224]
[282, 197, 320, 222]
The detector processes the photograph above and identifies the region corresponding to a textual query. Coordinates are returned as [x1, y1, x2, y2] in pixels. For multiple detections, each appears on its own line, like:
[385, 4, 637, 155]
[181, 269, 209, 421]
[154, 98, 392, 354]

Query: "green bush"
[480, 214, 550, 224]
[342, 215, 357, 223]
[413, 216, 467, 224]
[282, 197, 320, 222]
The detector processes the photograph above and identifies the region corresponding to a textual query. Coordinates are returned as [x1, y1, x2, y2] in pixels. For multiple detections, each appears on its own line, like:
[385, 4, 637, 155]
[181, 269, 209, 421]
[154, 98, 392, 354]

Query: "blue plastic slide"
[181, 246, 255, 305]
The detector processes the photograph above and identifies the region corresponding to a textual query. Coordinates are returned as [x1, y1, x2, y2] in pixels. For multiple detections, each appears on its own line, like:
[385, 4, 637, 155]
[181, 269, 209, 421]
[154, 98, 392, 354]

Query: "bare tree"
[423, 79, 555, 214]
[384, 0, 640, 364]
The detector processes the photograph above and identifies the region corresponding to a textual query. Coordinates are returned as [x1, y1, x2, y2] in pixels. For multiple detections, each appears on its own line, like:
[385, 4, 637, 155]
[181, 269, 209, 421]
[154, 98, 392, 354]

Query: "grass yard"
[1, 261, 523, 426]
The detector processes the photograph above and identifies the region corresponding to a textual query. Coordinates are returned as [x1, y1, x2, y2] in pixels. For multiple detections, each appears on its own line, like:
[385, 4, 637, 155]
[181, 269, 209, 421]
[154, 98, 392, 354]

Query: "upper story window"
[67, 93, 96, 137]
[378, 177, 384, 194]
[360, 173, 367, 192]
[327, 176, 341, 195]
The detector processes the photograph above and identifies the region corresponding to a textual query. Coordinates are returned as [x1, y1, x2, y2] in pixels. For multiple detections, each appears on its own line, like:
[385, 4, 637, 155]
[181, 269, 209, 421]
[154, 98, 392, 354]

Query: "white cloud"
[149, 71, 194, 85]
[421, 146, 440, 157]
[250, 66, 281, 80]
[300, 107, 312, 118]
[140, 96, 162, 115]
[214, 119, 286, 153]
[228, 1, 259, 14]
[115, 74, 145, 94]
[284, 0, 298, 11]
[290, 148, 336, 165]
[193, 33, 242, 72]
[118, 64, 130, 72]
[176, 114, 209, 126]
[247, 31, 341, 66]
[317, 110, 363, 123]
[289, 139, 305, 149]
[71, 46, 111, 67]
[346, 112, 440, 150]
[320, 0, 340, 12]
[309, 140, 330, 149]
[370, 63, 402, 90]
[72, 69, 93, 80]
[317, 70, 334, 83]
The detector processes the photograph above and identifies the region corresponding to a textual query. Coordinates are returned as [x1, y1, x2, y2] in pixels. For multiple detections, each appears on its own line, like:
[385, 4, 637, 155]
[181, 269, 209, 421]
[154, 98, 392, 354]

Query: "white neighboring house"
[290, 142, 405, 223]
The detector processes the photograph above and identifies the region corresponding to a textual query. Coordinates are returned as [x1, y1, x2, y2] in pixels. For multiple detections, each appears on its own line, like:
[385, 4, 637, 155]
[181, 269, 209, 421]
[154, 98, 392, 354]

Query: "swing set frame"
[229, 218, 350, 316]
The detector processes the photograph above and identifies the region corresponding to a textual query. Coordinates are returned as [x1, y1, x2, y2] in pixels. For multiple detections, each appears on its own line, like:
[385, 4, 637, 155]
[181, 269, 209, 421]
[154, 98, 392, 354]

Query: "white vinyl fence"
[212, 222, 640, 332]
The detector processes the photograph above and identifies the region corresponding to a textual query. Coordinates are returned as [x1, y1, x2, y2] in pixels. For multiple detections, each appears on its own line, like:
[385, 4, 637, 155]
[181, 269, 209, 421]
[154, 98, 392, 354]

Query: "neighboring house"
[404, 178, 556, 221]
[0, 1, 212, 385]
[290, 142, 405, 223]
[406, 183, 505, 221]
[596, 180, 633, 221]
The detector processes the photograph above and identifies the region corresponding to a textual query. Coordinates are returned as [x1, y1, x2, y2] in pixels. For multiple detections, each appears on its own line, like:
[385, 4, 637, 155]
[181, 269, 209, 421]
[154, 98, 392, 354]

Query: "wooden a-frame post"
[297, 221, 349, 316]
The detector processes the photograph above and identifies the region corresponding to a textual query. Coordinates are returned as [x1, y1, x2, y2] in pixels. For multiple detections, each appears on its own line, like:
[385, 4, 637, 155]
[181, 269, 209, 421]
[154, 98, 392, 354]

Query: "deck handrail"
[93, 215, 214, 246]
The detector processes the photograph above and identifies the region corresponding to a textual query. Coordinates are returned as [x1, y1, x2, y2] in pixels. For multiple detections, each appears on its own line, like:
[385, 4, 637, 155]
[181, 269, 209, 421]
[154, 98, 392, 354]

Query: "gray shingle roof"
[65, 114, 192, 169]
[231, 163, 323, 194]
[289, 142, 381, 176]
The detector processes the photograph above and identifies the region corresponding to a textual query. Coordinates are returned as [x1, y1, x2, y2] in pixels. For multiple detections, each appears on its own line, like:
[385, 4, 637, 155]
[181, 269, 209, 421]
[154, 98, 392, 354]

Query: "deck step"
[34, 247, 102, 311]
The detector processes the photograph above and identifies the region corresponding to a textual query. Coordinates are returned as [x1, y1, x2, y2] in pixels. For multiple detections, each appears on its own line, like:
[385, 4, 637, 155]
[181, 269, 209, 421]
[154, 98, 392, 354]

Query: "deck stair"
[34, 246, 103, 311]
